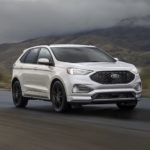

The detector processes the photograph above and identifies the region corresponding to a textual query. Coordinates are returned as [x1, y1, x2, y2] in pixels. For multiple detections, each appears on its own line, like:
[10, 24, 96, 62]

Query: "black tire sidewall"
[12, 81, 28, 108]
[51, 81, 69, 112]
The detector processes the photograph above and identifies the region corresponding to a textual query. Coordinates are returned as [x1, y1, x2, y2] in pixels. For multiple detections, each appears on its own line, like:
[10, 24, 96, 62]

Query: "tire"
[12, 80, 28, 108]
[51, 81, 71, 113]
[117, 101, 137, 110]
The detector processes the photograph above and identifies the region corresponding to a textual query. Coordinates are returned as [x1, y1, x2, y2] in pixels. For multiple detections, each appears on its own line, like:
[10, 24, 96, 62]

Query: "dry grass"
[142, 90, 150, 97]
[140, 67, 150, 97]
[0, 65, 11, 89]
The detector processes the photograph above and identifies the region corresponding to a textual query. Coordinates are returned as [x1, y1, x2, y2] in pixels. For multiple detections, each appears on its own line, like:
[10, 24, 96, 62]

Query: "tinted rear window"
[24, 48, 39, 64]
[20, 51, 30, 63]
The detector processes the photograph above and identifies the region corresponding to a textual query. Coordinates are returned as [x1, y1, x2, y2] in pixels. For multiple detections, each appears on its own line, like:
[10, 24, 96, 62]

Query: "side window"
[24, 48, 39, 64]
[20, 50, 30, 63]
[38, 48, 53, 62]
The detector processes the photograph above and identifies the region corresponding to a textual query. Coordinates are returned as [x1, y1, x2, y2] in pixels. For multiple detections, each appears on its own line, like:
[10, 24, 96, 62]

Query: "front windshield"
[51, 47, 116, 63]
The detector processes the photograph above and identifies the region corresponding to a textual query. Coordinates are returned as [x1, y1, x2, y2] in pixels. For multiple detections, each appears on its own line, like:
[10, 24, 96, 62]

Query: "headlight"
[67, 68, 93, 75]
[131, 67, 138, 74]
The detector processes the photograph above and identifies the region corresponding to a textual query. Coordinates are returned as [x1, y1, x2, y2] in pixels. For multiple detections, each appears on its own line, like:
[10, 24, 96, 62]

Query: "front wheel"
[117, 101, 137, 110]
[51, 81, 71, 113]
[12, 81, 28, 108]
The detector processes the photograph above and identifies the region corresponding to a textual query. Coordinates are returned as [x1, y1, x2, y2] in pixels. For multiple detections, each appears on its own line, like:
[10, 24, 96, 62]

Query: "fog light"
[134, 82, 142, 91]
[72, 84, 93, 93]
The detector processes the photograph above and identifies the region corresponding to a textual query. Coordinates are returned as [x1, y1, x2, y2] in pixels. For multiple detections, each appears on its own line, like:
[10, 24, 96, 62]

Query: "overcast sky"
[0, 0, 150, 43]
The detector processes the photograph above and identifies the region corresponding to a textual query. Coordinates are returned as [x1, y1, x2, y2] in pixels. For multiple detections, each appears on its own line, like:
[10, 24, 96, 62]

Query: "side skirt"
[24, 94, 51, 102]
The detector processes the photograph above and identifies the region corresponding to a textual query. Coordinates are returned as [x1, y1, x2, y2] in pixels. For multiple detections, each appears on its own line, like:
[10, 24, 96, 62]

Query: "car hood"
[56, 61, 136, 71]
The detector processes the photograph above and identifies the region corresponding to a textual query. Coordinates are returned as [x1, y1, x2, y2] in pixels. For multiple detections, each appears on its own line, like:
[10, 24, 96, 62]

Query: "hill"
[0, 26, 150, 72]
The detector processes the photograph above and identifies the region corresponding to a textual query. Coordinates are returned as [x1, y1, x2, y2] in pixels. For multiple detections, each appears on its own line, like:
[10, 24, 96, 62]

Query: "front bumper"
[67, 88, 141, 104]
[64, 73, 142, 104]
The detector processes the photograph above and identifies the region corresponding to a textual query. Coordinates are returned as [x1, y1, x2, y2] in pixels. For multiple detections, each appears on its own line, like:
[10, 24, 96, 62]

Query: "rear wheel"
[51, 81, 71, 113]
[12, 80, 28, 108]
[117, 101, 137, 110]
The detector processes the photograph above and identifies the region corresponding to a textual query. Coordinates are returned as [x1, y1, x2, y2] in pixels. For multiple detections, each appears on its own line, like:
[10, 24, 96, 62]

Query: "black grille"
[90, 71, 135, 84]
[92, 92, 135, 100]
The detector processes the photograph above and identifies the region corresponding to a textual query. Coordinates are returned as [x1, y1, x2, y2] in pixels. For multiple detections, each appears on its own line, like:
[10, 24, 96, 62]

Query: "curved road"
[0, 91, 150, 150]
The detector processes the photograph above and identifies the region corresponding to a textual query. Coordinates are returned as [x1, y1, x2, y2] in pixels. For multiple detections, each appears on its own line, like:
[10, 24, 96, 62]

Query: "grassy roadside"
[0, 67, 149, 97]
[140, 67, 150, 97]
[142, 90, 150, 97]
[0, 65, 11, 89]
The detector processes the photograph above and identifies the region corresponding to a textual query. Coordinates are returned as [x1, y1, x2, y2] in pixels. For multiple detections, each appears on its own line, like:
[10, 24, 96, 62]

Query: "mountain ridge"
[0, 26, 150, 72]
[117, 15, 150, 27]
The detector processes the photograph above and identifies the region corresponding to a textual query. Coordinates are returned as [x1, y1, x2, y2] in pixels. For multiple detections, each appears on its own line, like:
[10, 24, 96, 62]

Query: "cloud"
[0, 0, 150, 43]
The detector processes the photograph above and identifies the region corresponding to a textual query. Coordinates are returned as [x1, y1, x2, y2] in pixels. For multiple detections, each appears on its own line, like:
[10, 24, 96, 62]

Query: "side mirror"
[38, 58, 54, 66]
[114, 58, 119, 61]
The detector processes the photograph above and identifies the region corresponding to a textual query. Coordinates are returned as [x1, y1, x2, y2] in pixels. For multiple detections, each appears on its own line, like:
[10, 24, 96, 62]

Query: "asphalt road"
[0, 91, 150, 150]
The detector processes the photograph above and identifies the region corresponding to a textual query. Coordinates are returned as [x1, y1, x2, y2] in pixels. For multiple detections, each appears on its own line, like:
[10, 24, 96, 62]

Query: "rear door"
[21, 48, 40, 97]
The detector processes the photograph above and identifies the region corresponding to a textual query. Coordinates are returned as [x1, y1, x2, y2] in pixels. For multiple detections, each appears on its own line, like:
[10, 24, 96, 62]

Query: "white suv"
[12, 44, 142, 112]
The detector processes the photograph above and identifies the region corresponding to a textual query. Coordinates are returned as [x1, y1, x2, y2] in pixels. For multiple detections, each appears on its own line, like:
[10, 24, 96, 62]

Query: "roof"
[23, 44, 96, 52]
[49, 44, 95, 48]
